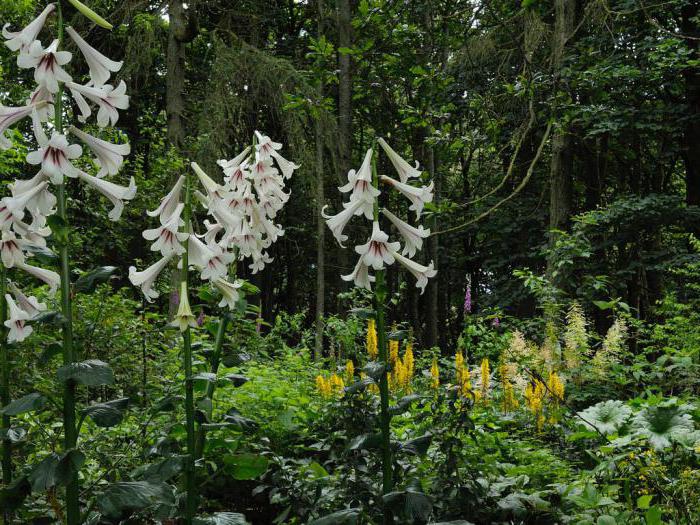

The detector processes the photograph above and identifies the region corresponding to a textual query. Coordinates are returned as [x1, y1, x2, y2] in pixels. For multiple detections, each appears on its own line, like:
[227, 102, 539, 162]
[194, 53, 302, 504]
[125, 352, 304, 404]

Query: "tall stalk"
[181, 172, 196, 524]
[1, 265, 11, 489]
[372, 149, 393, 522]
[53, 3, 80, 524]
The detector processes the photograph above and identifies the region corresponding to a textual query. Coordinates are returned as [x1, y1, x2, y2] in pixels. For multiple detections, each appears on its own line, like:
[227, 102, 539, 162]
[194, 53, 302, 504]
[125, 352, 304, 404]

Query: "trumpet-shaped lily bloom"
[76, 170, 136, 221]
[69, 126, 130, 178]
[341, 256, 375, 291]
[26, 85, 54, 122]
[3, 3, 55, 57]
[18, 39, 72, 93]
[171, 281, 196, 332]
[249, 251, 273, 274]
[27, 117, 82, 183]
[200, 243, 235, 281]
[65, 26, 122, 86]
[378, 137, 421, 183]
[218, 147, 251, 187]
[148, 175, 184, 221]
[4, 293, 32, 343]
[380, 175, 434, 220]
[270, 150, 300, 179]
[354, 221, 400, 270]
[254, 131, 282, 160]
[191, 162, 224, 196]
[8, 281, 46, 319]
[187, 235, 215, 271]
[339, 149, 379, 220]
[389, 249, 437, 294]
[67, 80, 129, 127]
[129, 254, 174, 302]
[16, 261, 60, 295]
[0, 231, 26, 267]
[381, 208, 430, 258]
[0, 103, 37, 150]
[0, 181, 49, 230]
[142, 203, 188, 256]
[13, 212, 51, 247]
[9, 171, 55, 216]
[212, 278, 243, 309]
[322, 199, 364, 247]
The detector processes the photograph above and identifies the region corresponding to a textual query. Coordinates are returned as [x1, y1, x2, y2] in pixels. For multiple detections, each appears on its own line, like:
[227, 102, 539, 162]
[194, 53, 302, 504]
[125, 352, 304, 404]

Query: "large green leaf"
[224, 408, 257, 431]
[399, 434, 432, 456]
[139, 455, 186, 483]
[57, 359, 114, 386]
[1, 392, 46, 416]
[0, 475, 31, 513]
[309, 509, 360, 525]
[29, 449, 85, 492]
[97, 481, 174, 519]
[389, 394, 420, 415]
[348, 433, 382, 451]
[193, 512, 250, 525]
[226, 453, 268, 480]
[74, 266, 117, 293]
[82, 398, 129, 428]
[383, 480, 433, 521]
[362, 362, 386, 380]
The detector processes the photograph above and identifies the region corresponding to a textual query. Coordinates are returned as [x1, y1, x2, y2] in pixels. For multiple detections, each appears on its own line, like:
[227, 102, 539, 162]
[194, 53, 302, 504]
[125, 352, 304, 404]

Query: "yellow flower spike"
[330, 373, 345, 398]
[366, 319, 378, 360]
[430, 357, 440, 390]
[480, 358, 490, 402]
[499, 363, 518, 412]
[524, 379, 546, 430]
[404, 344, 414, 378]
[315, 375, 332, 399]
[389, 339, 399, 365]
[345, 360, 355, 383]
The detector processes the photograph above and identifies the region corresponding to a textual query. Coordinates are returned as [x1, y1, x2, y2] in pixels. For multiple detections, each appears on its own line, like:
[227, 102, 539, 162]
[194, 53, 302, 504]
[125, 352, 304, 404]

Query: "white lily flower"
[66, 80, 128, 127]
[8, 281, 46, 319]
[65, 26, 122, 86]
[341, 256, 375, 290]
[250, 156, 279, 180]
[380, 175, 434, 220]
[9, 170, 56, 216]
[3, 3, 55, 56]
[171, 281, 196, 332]
[69, 126, 130, 178]
[354, 221, 400, 270]
[270, 150, 299, 179]
[202, 219, 224, 245]
[378, 137, 421, 183]
[200, 243, 235, 281]
[0, 231, 26, 267]
[0, 103, 37, 150]
[148, 175, 184, 221]
[27, 116, 82, 183]
[142, 203, 188, 256]
[4, 294, 32, 343]
[76, 170, 136, 221]
[129, 254, 174, 302]
[16, 261, 60, 295]
[0, 181, 49, 230]
[218, 147, 251, 186]
[249, 251, 273, 274]
[322, 199, 364, 247]
[17, 39, 72, 93]
[26, 86, 54, 122]
[12, 212, 51, 247]
[212, 278, 243, 309]
[251, 206, 284, 243]
[389, 249, 437, 294]
[254, 130, 282, 160]
[381, 208, 430, 258]
[338, 149, 378, 220]
[186, 235, 214, 268]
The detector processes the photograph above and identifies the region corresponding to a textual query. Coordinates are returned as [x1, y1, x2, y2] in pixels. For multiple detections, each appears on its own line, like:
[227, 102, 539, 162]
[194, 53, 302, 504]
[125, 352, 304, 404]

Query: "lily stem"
[54, 3, 80, 524]
[181, 170, 196, 524]
[1, 264, 12, 518]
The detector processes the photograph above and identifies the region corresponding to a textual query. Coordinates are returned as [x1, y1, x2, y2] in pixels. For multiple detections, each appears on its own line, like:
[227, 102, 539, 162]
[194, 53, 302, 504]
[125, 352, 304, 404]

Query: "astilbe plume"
[563, 303, 589, 371]
[0, 4, 134, 342]
[592, 317, 628, 376]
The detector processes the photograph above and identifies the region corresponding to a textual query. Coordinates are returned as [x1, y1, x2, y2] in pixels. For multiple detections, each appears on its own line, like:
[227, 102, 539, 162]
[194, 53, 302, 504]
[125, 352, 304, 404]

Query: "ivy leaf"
[1, 393, 46, 416]
[57, 360, 114, 386]
[74, 266, 117, 293]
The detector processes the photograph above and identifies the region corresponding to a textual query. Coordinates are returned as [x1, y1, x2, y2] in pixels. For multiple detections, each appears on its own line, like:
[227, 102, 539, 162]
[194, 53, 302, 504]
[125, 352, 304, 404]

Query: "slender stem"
[194, 314, 228, 459]
[181, 171, 196, 524]
[1, 265, 11, 492]
[53, 3, 80, 524]
[372, 147, 393, 523]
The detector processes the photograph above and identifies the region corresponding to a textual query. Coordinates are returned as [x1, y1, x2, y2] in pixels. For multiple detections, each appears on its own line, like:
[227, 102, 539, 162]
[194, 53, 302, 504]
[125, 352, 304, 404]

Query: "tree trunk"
[681, 3, 700, 207]
[547, 0, 576, 287]
[314, 0, 326, 361]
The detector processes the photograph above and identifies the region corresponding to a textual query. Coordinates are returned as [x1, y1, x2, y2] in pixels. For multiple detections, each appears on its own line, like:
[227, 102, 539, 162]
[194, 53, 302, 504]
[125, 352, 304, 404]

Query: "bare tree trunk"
[681, 3, 700, 208]
[546, 0, 576, 286]
[314, 0, 326, 361]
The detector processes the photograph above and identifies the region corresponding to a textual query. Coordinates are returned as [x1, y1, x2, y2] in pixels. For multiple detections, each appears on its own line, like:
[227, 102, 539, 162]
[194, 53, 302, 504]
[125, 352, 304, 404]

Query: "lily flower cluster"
[129, 132, 298, 328]
[323, 139, 436, 293]
[0, 4, 134, 342]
